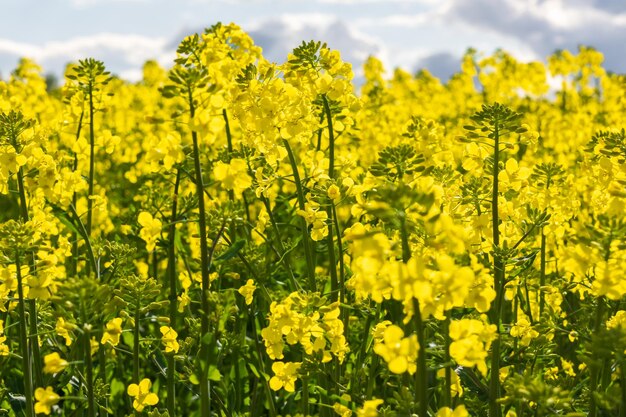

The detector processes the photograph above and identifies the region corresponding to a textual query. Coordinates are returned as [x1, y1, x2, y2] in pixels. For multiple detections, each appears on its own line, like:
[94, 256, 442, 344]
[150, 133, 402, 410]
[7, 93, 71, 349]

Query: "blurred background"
[1, 0, 624, 84]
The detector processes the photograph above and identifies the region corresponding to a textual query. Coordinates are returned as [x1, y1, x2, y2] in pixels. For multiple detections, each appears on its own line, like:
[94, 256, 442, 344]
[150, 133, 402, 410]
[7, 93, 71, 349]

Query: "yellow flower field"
[0, 22, 625, 417]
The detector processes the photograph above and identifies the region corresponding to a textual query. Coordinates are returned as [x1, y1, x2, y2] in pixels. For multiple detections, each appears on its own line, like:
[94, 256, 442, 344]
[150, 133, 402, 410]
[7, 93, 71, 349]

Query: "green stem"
[619, 359, 626, 417]
[223, 108, 233, 154]
[589, 297, 606, 417]
[68, 203, 99, 279]
[323, 94, 339, 306]
[322, 94, 335, 179]
[261, 196, 299, 290]
[413, 299, 428, 417]
[16, 168, 43, 389]
[283, 139, 316, 291]
[401, 217, 428, 417]
[15, 252, 34, 417]
[86, 81, 95, 239]
[489, 120, 504, 417]
[223, 109, 235, 203]
[326, 216, 338, 300]
[443, 313, 452, 408]
[70, 110, 84, 277]
[253, 316, 277, 417]
[166, 169, 181, 416]
[28, 300, 43, 389]
[189, 88, 211, 417]
[538, 231, 546, 316]
[133, 305, 140, 384]
[84, 328, 96, 417]
[331, 204, 345, 305]
[302, 376, 310, 416]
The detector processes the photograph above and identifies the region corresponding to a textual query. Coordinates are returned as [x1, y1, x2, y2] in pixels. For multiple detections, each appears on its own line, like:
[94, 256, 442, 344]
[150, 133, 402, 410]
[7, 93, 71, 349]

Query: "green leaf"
[208, 365, 222, 382]
[217, 240, 245, 261]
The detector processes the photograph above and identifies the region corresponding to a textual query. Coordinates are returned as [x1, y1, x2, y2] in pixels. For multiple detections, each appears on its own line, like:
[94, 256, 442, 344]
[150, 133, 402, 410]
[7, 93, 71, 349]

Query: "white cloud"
[318, 0, 437, 3]
[444, 0, 626, 72]
[242, 14, 387, 78]
[354, 13, 432, 28]
[0, 33, 174, 81]
[69, 0, 148, 8]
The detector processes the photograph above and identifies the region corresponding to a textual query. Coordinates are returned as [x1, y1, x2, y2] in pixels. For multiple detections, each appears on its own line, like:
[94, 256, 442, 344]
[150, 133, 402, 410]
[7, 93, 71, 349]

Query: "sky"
[1, 0, 625, 83]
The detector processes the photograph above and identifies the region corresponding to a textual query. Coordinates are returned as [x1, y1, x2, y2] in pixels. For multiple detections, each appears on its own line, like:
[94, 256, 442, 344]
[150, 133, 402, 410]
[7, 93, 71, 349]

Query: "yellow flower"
[436, 368, 463, 398]
[269, 361, 301, 392]
[55, 317, 75, 346]
[436, 405, 469, 417]
[297, 201, 329, 241]
[356, 399, 383, 417]
[327, 184, 341, 202]
[544, 366, 559, 380]
[373, 325, 419, 374]
[160, 326, 180, 354]
[34, 387, 60, 415]
[333, 402, 352, 417]
[449, 319, 496, 376]
[237, 279, 256, 305]
[101, 317, 123, 346]
[43, 352, 68, 374]
[213, 158, 253, 196]
[0, 319, 8, 356]
[127, 378, 159, 412]
[509, 315, 539, 346]
[138, 211, 162, 252]
[498, 158, 530, 192]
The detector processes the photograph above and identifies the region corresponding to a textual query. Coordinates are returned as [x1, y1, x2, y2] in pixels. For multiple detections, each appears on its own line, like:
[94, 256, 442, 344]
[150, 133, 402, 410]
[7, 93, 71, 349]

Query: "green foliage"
[0, 111, 33, 150]
[369, 144, 428, 182]
[288, 40, 326, 72]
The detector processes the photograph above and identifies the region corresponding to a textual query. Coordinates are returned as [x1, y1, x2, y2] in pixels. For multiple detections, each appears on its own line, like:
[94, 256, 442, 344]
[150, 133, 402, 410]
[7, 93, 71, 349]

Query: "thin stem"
[223, 108, 233, 154]
[189, 87, 211, 417]
[322, 95, 335, 179]
[283, 139, 316, 291]
[133, 305, 141, 384]
[261, 196, 299, 290]
[84, 329, 96, 417]
[589, 297, 606, 417]
[302, 377, 309, 416]
[443, 312, 452, 408]
[401, 217, 428, 417]
[539, 228, 546, 317]
[253, 317, 277, 417]
[166, 169, 181, 416]
[489, 121, 504, 417]
[619, 359, 626, 417]
[68, 203, 99, 279]
[223, 109, 235, 203]
[16, 168, 43, 389]
[15, 252, 34, 417]
[86, 81, 95, 239]
[70, 110, 84, 277]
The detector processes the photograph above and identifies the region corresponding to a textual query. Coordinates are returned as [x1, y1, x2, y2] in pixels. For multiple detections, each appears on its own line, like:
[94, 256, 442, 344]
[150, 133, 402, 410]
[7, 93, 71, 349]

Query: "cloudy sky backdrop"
[1, 0, 624, 82]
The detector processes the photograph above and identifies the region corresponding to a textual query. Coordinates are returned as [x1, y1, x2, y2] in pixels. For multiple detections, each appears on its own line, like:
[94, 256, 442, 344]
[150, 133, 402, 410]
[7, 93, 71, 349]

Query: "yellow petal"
[127, 384, 139, 396]
[145, 393, 159, 406]
[269, 376, 282, 391]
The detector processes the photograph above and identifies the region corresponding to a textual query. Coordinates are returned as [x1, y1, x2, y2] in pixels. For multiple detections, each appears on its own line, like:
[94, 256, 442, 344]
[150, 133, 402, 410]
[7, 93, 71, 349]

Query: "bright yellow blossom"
[373, 325, 419, 374]
[213, 158, 253, 196]
[34, 387, 60, 415]
[138, 211, 162, 252]
[160, 326, 180, 354]
[127, 378, 159, 412]
[238, 279, 256, 305]
[269, 361, 302, 392]
[356, 399, 384, 417]
[43, 352, 69, 374]
[101, 317, 123, 346]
